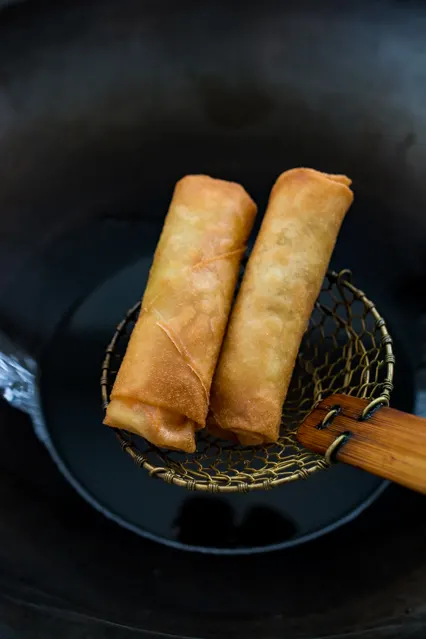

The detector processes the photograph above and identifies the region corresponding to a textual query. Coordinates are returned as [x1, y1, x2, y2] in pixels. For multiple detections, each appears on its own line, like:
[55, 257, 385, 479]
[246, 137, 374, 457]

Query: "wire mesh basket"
[101, 269, 394, 493]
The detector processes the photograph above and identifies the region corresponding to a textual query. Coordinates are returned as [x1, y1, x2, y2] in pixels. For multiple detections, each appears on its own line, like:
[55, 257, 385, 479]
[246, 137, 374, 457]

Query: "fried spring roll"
[104, 175, 257, 452]
[209, 168, 354, 446]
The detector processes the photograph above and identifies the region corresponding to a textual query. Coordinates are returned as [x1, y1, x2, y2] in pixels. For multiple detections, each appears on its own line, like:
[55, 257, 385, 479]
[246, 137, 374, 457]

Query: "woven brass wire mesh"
[101, 269, 394, 493]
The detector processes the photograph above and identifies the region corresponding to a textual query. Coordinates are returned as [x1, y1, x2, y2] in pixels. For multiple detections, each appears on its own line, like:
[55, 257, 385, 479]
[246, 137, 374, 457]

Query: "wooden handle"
[297, 394, 426, 494]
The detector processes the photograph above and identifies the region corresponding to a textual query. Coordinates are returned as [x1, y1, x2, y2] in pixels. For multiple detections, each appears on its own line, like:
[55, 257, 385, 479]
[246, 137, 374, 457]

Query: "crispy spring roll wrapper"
[209, 168, 354, 446]
[104, 175, 257, 452]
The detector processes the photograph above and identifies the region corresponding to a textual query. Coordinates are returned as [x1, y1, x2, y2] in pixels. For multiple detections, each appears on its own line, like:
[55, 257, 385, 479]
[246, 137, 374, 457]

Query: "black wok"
[1, 1, 426, 638]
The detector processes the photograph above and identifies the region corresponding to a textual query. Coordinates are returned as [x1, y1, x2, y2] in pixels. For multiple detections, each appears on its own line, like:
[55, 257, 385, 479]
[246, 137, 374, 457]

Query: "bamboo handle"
[297, 394, 426, 494]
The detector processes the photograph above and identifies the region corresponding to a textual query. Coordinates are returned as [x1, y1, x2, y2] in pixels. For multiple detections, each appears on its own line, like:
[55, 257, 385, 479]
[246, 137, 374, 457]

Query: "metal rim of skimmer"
[100, 269, 394, 493]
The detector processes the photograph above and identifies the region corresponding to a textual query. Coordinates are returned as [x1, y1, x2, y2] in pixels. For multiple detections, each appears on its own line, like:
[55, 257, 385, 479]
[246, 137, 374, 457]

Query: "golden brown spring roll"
[209, 168, 354, 446]
[104, 175, 257, 452]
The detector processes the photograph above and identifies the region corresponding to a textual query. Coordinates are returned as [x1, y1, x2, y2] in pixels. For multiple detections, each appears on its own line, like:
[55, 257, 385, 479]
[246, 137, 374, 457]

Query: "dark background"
[1, 0, 426, 637]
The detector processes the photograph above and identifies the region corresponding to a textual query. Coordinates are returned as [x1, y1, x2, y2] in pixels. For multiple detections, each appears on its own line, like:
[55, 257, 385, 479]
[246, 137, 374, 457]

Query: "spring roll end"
[104, 397, 197, 453]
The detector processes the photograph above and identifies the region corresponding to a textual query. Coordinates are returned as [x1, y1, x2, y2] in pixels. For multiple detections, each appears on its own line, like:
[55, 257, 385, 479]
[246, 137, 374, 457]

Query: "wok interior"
[0, 1, 425, 638]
